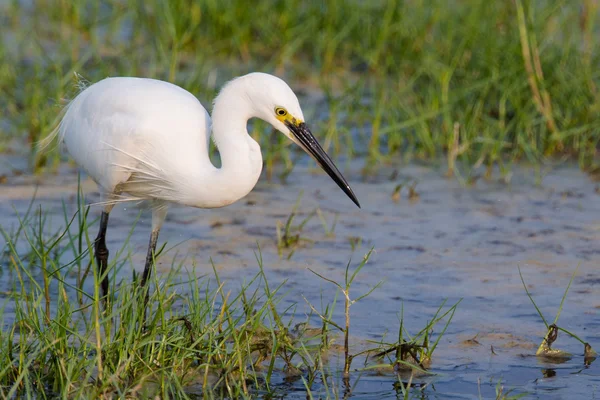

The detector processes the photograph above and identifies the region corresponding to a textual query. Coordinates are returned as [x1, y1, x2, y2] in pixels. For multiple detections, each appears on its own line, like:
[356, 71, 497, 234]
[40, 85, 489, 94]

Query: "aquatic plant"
[518, 265, 597, 363]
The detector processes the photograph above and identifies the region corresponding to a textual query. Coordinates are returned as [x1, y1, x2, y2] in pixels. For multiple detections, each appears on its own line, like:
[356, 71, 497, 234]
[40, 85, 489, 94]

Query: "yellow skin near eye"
[275, 107, 302, 125]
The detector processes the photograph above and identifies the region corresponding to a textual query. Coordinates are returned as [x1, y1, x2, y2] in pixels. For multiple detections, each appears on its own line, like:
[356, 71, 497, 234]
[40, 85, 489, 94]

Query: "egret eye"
[275, 107, 287, 117]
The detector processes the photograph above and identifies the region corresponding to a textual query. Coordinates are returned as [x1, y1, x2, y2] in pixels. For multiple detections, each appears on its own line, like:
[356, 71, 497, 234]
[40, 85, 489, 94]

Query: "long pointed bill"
[285, 121, 360, 208]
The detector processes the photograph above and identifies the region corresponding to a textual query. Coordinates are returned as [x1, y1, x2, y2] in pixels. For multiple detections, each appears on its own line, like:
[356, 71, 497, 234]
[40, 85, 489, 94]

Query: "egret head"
[242, 73, 360, 208]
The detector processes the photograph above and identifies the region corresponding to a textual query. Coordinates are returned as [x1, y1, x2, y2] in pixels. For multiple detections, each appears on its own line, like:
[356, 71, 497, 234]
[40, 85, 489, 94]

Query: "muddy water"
[1, 156, 599, 399]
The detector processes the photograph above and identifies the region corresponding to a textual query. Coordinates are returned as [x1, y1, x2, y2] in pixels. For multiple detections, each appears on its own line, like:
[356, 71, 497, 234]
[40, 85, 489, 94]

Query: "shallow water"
[1, 156, 599, 399]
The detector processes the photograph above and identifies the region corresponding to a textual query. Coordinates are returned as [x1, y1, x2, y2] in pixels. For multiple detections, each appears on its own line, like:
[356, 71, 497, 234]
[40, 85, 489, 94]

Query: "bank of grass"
[0, 0, 599, 178]
[0, 197, 459, 398]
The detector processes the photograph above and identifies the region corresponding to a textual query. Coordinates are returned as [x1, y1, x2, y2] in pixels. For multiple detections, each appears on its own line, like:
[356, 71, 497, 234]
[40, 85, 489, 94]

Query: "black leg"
[94, 211, 110, 300]
[141, 229, 160, 288]
[140, 228, 160, 313]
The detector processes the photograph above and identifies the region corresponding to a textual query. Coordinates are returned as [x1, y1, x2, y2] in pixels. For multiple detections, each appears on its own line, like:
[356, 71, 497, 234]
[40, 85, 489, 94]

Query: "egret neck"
[183, 80, 263, 209]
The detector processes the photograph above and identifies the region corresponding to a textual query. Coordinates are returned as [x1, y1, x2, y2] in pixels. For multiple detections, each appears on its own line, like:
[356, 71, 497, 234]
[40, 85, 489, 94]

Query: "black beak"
[285, 121, 360, 208]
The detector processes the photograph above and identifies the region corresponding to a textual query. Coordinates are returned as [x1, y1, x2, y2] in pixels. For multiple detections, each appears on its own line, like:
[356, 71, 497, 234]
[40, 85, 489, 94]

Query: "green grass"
[0, 197, 458, 398]
[0, 0, 598, 178]
[1, 3, 596, 396]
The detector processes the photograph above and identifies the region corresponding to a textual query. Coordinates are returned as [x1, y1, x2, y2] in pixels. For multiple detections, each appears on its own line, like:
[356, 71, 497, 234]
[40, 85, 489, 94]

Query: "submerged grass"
[274, 192, 339, 259]
[518, 265, 597, 363]
[0, 0, 599, 178]
[0, 199, 458, 398]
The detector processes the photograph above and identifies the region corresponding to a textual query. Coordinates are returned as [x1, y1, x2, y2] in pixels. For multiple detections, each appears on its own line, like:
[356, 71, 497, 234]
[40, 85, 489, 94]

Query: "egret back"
[58, 77, 211, 198]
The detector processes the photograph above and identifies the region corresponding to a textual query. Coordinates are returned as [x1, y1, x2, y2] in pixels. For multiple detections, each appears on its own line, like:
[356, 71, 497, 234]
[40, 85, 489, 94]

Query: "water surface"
[1, 157, 599, 399]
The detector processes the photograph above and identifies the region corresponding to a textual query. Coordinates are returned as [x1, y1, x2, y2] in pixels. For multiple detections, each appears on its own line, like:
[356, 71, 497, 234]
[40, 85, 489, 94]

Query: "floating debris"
[584, 342, 597, 366]
[536, 324, 571, 360]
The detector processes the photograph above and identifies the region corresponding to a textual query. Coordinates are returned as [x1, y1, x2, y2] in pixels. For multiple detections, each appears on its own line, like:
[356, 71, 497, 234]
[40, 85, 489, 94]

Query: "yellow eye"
[275, 107, 288, 117]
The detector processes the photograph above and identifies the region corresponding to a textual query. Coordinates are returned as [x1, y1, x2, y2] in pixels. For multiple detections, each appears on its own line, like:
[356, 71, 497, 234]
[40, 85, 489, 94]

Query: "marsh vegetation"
[1, 0, 599, 398]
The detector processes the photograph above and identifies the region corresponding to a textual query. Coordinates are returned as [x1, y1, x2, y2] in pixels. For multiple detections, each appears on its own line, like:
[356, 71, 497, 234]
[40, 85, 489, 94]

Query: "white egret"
[43, 72, 360, 300]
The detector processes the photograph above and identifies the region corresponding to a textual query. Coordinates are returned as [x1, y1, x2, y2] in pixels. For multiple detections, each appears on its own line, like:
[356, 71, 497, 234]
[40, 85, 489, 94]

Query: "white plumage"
[44, 72, 359, 300]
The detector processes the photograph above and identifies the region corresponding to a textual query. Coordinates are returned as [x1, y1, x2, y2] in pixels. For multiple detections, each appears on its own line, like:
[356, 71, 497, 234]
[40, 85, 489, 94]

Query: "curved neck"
[181, 80, 263, 208]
